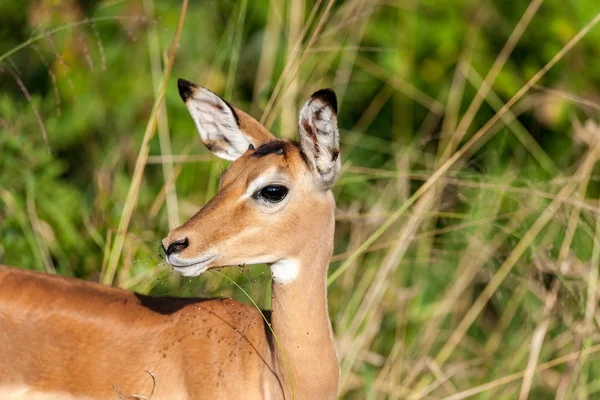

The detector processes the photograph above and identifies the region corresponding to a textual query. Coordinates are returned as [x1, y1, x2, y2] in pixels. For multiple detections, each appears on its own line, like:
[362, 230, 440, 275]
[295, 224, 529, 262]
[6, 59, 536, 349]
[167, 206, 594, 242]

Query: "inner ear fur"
[178, 78, 275, 160]
[297, 88, 341, 189]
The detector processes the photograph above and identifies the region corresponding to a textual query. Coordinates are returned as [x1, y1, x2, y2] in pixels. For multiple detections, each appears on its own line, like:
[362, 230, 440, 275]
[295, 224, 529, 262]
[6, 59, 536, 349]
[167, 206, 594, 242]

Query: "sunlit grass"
[1, 0, 600, 399]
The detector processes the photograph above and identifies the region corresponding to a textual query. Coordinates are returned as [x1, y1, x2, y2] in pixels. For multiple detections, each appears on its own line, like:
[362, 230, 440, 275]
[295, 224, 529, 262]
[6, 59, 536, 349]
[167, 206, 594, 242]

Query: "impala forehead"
[219, 140, 307, 189]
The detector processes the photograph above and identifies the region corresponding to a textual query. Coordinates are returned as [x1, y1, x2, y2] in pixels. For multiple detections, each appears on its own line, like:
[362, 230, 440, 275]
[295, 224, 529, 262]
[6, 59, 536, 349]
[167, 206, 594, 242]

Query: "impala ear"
[298, 89, 341, 189]
[178, 79, 275, 160]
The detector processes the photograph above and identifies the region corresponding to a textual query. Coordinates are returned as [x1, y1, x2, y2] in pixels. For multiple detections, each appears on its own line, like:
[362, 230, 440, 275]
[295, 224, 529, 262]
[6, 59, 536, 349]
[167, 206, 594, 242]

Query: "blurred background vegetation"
[2, 0, 600, 398]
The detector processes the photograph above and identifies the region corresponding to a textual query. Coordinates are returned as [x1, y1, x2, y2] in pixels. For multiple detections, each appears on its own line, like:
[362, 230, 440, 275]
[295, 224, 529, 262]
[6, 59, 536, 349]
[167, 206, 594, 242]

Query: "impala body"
[0, 79, 341, 399]
[0, 267, 270, 399]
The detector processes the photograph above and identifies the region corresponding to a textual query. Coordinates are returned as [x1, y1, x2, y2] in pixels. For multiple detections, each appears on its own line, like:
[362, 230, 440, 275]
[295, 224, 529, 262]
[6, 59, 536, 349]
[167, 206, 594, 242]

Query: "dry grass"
[2, 0, 600, 399]
[102, 0, 188, 286]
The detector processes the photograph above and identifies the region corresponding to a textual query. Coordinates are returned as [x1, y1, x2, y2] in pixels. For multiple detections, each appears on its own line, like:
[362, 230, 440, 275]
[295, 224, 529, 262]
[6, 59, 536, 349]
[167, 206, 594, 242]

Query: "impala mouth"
[166, 254, 217, 277]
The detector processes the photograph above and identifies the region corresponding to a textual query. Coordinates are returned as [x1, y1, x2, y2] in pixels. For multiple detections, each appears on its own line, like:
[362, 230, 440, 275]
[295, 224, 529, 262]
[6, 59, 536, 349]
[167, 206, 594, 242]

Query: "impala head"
[162, 79, 341, 281]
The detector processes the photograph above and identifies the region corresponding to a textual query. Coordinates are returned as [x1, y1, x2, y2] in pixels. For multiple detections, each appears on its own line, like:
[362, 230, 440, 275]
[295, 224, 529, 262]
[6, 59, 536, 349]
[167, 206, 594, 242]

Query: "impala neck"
[269, 194, 339, 399]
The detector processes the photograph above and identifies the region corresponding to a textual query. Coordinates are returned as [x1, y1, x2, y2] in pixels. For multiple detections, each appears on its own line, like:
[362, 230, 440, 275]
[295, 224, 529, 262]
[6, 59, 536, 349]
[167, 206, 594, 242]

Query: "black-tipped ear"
[178, 78, 195, 102]
[178, 79, 276, 161]
[297, 88, 341, 189]
[310, 88, 337, 115]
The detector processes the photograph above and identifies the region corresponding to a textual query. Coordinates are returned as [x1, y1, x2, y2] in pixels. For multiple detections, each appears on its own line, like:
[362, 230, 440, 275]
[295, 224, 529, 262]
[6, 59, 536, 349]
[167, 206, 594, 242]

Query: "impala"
[0, 78, 341, 399]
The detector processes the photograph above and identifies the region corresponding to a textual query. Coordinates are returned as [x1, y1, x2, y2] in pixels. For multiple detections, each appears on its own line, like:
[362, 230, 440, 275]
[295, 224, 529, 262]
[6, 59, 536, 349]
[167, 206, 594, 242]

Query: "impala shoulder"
[164, 297, 269, 330]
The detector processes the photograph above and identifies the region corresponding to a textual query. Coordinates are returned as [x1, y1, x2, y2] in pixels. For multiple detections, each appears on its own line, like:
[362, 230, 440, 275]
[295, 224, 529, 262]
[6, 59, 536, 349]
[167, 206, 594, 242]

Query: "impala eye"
[257, 185, 288, 203]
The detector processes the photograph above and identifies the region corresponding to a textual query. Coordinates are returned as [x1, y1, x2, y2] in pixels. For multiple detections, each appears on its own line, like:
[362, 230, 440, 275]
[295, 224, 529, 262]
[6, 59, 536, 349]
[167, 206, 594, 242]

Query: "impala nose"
[163, 238, 189, 256]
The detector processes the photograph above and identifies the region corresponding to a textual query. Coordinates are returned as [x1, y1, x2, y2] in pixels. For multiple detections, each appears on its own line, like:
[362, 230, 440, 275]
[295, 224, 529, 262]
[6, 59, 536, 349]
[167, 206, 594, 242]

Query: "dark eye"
[257, 185, 288, 203]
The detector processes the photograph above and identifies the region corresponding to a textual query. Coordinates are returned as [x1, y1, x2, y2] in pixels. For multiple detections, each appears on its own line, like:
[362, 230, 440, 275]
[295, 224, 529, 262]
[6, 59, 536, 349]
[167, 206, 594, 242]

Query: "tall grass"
[2, 0, 600, 399]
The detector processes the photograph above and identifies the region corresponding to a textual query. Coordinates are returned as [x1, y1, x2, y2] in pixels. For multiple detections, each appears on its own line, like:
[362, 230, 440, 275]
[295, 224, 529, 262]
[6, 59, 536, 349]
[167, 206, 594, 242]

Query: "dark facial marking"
[252, 141, 287, 158]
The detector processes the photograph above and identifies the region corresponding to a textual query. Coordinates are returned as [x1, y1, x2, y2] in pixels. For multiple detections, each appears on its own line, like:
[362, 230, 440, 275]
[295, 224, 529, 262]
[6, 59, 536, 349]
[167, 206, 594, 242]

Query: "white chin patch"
[166, 253, 216, 277]
[270, 259, 299, 285]
[172, 263, 209, 277]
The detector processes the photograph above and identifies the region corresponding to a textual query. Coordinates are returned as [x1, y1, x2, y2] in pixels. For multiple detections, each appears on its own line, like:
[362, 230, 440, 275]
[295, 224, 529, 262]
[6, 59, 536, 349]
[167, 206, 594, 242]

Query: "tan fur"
[234, 107, 275, 145]
[0, 84, 340, 399]
[0, 266, 272, 399]
[163, 141, 340, 399]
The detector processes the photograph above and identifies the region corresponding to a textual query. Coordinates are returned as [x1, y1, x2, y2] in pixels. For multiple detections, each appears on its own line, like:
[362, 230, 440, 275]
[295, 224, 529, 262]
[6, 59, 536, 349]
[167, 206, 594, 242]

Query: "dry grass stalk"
[103, 0, 189, 286]
[263, 0, 336, 129]
[517, 280, 560, 399]
[143, 0, 180, 231]
[279, 0, 305, 138]
[442, 344, 600, 400]
[440, 0, 545, 161]
[534, 84, 600, 112]
[251, 0, 284, 116]
[328, 10, 600, 288]
[332, 0, 378, 108]
[26, 183, 56, 274]
[259, 0, 326, 125]
[354, 56, 444, 116]
[518, 117, 597, 398]
[5, 66, 50, 152]
[434, 143, 600, 368]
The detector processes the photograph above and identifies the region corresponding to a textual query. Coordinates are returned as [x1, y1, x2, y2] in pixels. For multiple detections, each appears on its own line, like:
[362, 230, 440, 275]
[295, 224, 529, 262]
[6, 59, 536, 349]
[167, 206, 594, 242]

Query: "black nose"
[165, 238, 189, 256]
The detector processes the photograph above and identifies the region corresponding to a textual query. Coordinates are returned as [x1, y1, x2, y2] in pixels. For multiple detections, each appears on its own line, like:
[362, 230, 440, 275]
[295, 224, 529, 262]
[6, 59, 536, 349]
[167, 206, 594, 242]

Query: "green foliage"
[2, 0, 600, 398]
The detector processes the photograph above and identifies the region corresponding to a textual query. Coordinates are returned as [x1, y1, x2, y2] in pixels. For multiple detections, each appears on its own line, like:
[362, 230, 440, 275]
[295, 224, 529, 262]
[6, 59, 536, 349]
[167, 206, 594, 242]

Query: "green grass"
[2, 0, 600, 398]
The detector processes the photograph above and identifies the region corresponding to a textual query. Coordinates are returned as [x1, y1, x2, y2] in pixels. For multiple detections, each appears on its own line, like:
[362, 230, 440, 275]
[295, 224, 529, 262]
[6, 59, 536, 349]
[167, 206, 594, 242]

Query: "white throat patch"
[270, 259, 299, 285]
